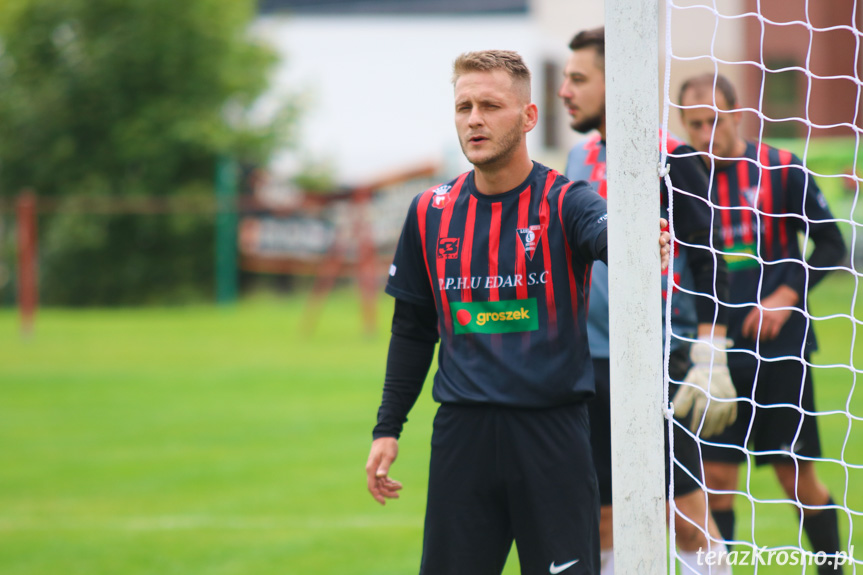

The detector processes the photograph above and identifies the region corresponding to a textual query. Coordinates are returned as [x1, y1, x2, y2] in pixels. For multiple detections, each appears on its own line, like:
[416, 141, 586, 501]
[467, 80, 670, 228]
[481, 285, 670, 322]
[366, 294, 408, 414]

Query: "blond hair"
[452, 50, 531, 100]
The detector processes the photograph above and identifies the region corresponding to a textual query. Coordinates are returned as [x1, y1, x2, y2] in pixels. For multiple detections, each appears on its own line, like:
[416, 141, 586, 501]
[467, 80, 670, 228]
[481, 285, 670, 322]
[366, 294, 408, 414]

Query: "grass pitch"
[0, 274, 860, 574]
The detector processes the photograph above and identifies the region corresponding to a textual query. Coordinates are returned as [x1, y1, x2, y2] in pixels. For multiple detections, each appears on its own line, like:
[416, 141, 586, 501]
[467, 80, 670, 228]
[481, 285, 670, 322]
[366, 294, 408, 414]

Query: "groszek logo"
[450, 298, 539, 334]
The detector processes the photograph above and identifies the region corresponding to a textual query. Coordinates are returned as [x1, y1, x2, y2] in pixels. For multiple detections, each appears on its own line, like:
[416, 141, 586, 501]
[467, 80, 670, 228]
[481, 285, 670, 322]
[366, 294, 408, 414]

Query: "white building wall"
[253, 14, 541, 184]
[251, 1, 744, 185]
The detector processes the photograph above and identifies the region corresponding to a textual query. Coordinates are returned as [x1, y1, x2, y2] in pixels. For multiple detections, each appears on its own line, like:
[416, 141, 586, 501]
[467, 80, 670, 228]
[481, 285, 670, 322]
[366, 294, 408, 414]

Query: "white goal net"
[661, 1, 862, 574]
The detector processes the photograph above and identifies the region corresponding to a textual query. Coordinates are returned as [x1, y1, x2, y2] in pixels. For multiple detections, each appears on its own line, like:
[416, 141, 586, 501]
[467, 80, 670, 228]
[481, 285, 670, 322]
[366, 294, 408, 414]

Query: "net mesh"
[662, 1, 862, 573]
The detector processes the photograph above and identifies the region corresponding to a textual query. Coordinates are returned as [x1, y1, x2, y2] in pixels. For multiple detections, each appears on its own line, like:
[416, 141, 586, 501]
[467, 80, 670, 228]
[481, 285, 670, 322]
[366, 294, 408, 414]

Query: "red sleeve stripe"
[557, 180, 580, 327]
[417, 188, 436, 304]
[585, 135, 608, 199]
[434, 173, 468, 337]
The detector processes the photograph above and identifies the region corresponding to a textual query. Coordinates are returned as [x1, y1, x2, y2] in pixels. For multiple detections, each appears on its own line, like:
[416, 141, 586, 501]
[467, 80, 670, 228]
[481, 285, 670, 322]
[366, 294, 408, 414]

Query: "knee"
[704, 463, 738, 510]
[774, 462, 829, 506]
[674, 516, 709, 551]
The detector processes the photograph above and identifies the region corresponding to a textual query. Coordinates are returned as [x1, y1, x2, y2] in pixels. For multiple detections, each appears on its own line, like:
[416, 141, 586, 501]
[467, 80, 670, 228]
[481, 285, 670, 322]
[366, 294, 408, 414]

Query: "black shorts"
[700, 354, 822, 465]
[421, 402, 599, 575]
[588, 354, 703, 506]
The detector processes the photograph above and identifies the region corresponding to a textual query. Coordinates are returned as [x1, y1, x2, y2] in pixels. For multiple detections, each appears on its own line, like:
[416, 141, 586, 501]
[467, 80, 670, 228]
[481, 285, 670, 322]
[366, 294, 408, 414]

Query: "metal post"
[16, 190, 38, 336]
[215, 156, 239, 304]
[605, 1, 668, 573]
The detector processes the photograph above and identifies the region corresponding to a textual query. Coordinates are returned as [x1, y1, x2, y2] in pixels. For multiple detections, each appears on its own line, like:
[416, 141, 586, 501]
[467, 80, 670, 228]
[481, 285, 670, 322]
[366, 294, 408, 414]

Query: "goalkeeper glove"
[673, 338, 737, 437]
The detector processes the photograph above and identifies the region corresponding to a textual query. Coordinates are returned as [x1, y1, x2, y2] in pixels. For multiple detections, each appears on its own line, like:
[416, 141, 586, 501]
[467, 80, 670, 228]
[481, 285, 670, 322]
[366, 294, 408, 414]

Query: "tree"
[0, 0, 294, 304]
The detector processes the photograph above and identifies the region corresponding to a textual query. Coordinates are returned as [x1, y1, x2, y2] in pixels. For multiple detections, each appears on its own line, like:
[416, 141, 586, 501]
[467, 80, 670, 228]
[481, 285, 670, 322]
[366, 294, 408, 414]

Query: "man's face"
[558, 48, 606, 134]
[679, 89, 741, 162]
[454, 70, 532, 168]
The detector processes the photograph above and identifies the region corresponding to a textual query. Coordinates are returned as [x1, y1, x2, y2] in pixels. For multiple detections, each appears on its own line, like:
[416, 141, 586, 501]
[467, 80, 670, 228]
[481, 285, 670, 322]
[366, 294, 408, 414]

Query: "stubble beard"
[569, 103, 605, 135]
[461, 120, 524, 169]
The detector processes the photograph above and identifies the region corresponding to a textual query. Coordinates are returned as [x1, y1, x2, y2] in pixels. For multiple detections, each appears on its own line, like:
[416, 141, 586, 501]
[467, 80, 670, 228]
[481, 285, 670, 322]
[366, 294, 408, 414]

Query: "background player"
[365, 49, 671, 575]
[679, 73, 847, 574]
[559, 27, 735, 575]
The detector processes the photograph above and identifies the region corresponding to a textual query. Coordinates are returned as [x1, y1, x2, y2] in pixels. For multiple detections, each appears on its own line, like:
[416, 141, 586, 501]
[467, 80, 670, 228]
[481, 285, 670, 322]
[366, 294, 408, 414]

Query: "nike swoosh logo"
[549, 559, 580, 574]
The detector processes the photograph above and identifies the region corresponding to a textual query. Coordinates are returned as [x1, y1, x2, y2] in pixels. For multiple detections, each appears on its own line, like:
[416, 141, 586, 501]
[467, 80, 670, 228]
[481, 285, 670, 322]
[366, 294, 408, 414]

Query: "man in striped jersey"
[560, 27, 735, 575]
[679, 73, 847, 574]
[365, 49, 670, 575]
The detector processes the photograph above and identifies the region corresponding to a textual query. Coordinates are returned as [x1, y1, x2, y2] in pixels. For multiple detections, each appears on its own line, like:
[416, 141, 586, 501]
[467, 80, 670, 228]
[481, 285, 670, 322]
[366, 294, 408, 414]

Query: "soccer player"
[559, 27, 735, 575]
[679, 73, 847, 574]
[365, 50, 671, 575]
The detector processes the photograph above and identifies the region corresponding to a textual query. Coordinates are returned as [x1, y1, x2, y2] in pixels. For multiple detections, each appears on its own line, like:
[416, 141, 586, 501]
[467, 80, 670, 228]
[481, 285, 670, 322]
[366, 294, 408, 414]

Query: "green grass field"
[1, 274, 861, 574]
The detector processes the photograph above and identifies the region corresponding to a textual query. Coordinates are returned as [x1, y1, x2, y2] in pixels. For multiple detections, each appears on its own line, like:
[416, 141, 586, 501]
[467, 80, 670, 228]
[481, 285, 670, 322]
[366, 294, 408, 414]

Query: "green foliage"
[0, 0, 295, 305]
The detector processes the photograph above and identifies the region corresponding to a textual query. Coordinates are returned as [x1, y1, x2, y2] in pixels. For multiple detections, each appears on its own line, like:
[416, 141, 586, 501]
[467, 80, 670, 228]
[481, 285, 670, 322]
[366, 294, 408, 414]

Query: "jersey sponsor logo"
[437, 272, 549, 291]
[516, 225, 542, 260]
[450, 298, 539, 334]
[437, 237, 460, 259]
[431, 184, 452, 209]
[389, 264, 397, 277]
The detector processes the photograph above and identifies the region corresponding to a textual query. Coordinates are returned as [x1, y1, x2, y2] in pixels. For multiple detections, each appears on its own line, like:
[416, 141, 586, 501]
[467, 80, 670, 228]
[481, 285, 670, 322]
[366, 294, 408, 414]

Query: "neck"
[598, 118, 607, 141]
[473, 152, 534, 196]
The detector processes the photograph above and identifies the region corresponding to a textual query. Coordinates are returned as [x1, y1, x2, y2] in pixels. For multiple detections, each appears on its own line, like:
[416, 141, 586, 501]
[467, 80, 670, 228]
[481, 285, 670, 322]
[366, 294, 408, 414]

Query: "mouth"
[468, 135, 489, 145]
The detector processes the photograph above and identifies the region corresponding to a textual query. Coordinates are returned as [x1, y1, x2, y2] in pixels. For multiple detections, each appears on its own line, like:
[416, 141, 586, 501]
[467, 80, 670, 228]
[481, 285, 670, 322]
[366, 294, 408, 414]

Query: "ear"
[523, 102, 539, 133]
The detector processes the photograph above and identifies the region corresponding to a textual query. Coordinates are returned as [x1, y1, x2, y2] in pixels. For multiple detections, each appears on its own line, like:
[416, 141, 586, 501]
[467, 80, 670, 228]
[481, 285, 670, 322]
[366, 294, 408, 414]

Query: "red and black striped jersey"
[711, 141, 838, 359]
[386, 162, 608, 407]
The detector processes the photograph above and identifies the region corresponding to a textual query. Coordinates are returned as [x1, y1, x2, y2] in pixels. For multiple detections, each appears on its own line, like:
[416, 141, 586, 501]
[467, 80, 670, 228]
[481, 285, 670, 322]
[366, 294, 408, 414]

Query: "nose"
[698, 126, 716, 152]
[468, 106, 483, 128]
[557, 80, 570, 101]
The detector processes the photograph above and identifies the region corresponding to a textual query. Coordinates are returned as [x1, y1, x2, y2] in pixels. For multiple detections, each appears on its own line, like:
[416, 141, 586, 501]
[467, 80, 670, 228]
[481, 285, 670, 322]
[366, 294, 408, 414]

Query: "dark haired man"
[679, 72, 846, 575]
[560, 27, 734, 575]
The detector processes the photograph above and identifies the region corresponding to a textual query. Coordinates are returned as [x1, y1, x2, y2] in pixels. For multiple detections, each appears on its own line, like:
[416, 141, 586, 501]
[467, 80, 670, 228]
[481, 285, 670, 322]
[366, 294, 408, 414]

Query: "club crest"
[431, 185, 452, 209]
[516, 225, 543, 260]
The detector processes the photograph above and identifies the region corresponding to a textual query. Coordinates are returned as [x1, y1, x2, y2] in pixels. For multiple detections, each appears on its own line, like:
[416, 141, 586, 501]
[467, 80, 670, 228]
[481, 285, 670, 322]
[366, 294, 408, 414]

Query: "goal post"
[606, 1, 669, 574]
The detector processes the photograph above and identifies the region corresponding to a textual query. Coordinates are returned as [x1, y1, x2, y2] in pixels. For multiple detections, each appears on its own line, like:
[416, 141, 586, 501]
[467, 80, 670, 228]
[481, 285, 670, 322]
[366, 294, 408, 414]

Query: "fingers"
[658, 219, 672, 271]
[374, 476, 403, 504]
[672, 386, 695, 419]
[689, 398, 707, 434]
[742, 308, 789, 341]
[741, 308, 760, 340]
[366, 437, 400, 506]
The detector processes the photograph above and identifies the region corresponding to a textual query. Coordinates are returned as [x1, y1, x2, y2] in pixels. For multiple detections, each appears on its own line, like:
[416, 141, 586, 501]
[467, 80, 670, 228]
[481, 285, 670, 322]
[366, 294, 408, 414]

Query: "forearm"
[373, 333, 435, 439]
[372, 299, 438, 440]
